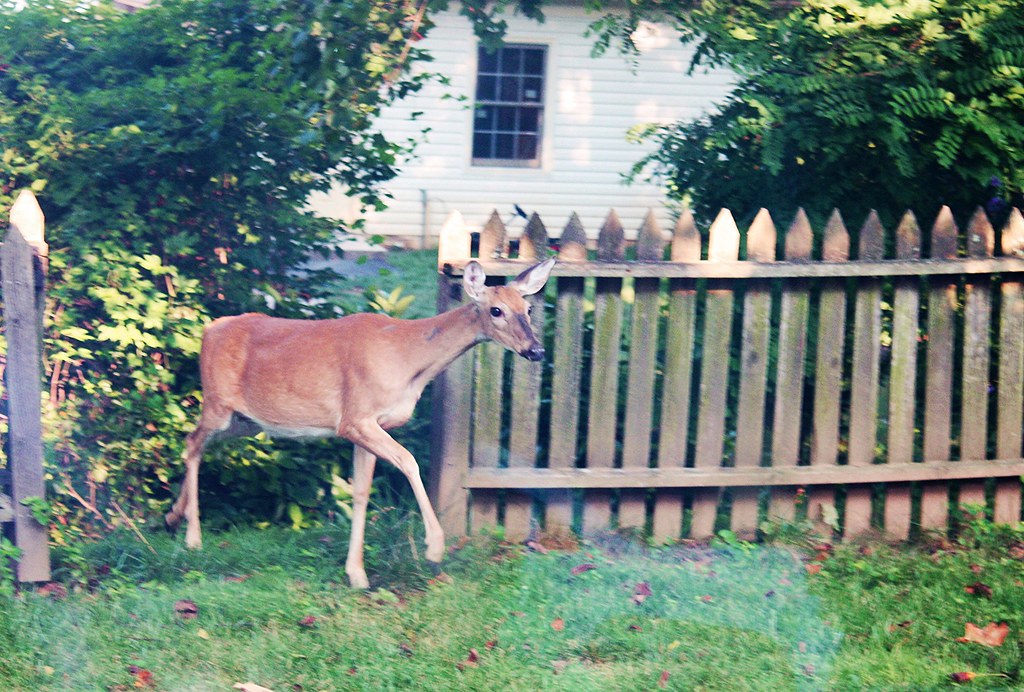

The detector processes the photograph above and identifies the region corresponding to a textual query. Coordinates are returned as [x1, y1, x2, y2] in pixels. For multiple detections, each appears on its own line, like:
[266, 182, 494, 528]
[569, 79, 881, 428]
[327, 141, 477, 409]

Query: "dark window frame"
[472, 43, 546, 168]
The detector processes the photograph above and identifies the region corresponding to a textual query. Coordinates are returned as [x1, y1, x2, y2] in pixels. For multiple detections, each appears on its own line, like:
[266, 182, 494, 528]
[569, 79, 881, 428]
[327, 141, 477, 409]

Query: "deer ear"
[510, 258, 555, 296]
[463, 261, 488, 302]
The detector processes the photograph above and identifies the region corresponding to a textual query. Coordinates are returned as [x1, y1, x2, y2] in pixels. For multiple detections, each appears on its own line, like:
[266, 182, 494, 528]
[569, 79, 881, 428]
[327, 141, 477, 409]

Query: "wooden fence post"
[2, 190, 51, 582]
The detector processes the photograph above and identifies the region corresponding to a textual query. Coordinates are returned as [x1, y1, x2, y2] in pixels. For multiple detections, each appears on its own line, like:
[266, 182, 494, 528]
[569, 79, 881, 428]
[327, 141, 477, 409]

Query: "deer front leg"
[166, 425, 209, 549]
[345, 445, 376, 589]
[345, 421, 445, 567]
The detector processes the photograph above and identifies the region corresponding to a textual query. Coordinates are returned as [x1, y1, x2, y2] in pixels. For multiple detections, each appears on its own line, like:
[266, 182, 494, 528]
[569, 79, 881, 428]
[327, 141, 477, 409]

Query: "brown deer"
[166, 258, 555, 588]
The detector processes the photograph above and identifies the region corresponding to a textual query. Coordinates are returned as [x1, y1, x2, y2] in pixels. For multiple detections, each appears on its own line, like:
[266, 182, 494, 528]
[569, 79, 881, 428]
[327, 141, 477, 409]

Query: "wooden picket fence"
[428, 204, 1024, 543]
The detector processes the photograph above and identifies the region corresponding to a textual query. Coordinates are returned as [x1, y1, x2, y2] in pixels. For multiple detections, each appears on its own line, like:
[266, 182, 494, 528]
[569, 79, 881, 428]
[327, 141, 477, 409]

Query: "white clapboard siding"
[308, 4, 734, 244]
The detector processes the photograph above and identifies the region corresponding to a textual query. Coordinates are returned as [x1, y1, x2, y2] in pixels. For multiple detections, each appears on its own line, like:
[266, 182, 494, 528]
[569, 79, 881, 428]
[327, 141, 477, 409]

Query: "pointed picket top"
[671, 208, 701, 263]
[746, 208, 776, 262]
[9, 189, 46, 255]
[822, 209, 850, 262]
[707, 208, 740, 262]
[783, 208, 813, 261]
[966, 207, 994, 258]
[858, 210, 885, 260]
[437, 210, 470, 267]
[480, 209, 507, 259]
[636, 209, 665, 261]
[558, 212, 588, 262]
[930, 205, 959, 259]
[895, 210, 921, 259]
[519, 212, 548, 262]
[1001, 207, 1024, 257]
[597, 209, 626, 261]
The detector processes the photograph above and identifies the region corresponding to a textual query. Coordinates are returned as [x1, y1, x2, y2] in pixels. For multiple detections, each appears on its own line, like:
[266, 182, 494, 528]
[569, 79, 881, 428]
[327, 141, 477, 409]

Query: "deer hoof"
[426, 560, 443, 576]
[164, 513, 180, 534]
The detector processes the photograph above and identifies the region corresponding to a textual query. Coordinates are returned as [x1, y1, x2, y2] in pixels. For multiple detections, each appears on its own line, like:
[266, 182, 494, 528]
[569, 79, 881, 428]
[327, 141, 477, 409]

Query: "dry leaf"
[965, 582, 993, 599]
[658, 670, 670, 689]
[485, 640, 498, 650]
[570, 563, 597, 576]
[956, 622, 1010, 647]
[950, 672, 977, 683]
[128, 666, 155, 689]
[633, 582, 653, 606]
[551, 617, 565, 632]
[805, 563, 823, 575]
[298, 615, 318, 628]
[888, 620, 913, 633]
[233, 684, 275, 692]
[37, 582, 67, 600]
[173, 599, 199, 620]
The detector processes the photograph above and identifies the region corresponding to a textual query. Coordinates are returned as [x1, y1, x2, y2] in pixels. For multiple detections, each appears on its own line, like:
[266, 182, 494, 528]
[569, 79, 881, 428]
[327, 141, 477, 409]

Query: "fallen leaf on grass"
[127, 666, 155, 688]
[551, 617, 565, 632]
[632, 582, 652, 605]
[485, 640, 498, 650]
[888, 620, 913, 633]
[950, 672, 977, 683]
[173, 599, 198, 620]
[37, 582, 67, 600]
[658, 670, 670, 689]
[571, 563, 597, 576]
[965, 582, 993, 599]
[232, 683, 275, 692]
[524, 539, 549, 554]
[225, 575, 251, 583]
[298, 616, 318, 628]
[552, 660, 570, 675]
[956, 622, 1009, 647]
[805, 563, 822, 575]
[398, 642, 415, 657]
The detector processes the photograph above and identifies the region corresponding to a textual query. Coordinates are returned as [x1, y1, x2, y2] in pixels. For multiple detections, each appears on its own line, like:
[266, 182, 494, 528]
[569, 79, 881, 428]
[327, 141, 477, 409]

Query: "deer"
[166, 257, 556, 588]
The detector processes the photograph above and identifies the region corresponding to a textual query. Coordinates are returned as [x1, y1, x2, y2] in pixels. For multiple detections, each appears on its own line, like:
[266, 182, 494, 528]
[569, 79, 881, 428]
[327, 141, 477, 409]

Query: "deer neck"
[407, 303, 485, 388]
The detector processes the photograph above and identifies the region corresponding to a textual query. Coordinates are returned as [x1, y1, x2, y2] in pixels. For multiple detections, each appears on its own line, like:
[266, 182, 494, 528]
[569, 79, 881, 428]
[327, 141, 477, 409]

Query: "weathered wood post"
[1, 189, 51, 582]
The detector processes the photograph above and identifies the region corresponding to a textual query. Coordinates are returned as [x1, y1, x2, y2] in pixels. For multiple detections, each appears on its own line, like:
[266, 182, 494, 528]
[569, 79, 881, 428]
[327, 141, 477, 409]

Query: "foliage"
[603, 0, 1024, 227]
[0, 0, 434, 538]
[0, 536, 20, 597]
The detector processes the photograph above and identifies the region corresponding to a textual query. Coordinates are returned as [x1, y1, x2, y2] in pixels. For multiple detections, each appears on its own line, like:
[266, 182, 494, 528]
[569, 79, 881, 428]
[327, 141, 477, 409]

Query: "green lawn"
[3, 511, 1024, 690]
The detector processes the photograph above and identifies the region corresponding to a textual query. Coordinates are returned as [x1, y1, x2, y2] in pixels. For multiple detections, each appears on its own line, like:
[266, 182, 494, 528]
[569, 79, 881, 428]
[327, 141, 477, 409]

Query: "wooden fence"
[428, 205, 1024, 543]
[1, 190, 51, 582]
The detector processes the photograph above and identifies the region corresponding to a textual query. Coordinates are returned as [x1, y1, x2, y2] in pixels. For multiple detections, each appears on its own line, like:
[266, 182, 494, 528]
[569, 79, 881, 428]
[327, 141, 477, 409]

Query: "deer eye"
[490, 307, 503, 318]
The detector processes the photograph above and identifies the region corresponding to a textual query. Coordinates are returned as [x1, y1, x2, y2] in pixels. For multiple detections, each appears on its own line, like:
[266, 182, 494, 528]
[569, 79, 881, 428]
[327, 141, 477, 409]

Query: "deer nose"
[522, 345, 545, 362]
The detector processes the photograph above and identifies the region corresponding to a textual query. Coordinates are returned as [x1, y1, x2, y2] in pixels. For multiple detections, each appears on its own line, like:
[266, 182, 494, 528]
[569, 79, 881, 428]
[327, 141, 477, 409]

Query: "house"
[307, 3, 735, 248]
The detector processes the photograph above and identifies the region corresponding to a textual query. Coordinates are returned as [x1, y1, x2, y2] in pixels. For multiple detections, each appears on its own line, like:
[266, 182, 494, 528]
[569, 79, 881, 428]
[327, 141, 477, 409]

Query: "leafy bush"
[612, 0, 1024, 226]
[0, 0, 433, 537]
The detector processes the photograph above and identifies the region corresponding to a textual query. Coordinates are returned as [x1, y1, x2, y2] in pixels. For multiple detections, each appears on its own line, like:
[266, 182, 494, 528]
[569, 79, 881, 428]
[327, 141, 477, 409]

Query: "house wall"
[307, 4, 734, 246]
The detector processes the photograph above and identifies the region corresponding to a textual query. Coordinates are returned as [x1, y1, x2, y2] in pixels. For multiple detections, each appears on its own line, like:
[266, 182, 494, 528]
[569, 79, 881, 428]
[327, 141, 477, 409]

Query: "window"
[472, 44, 546, 167]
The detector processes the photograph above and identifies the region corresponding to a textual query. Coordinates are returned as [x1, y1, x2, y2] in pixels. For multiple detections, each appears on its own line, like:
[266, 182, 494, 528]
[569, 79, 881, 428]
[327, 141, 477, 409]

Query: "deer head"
[463, 258, 555, 361]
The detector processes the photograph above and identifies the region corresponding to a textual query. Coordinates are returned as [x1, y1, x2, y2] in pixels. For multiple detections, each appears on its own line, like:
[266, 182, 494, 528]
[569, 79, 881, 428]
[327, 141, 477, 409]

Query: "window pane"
[495, 134, 515, 158]
[476, 75, 497, 101]
[497, 106, 517, 131]
[517, 134, 538, 160]
[473, 133, 492, 158]
[502, 48, 522, 75]
[523, 49, 544, 76]
[478, 48, 498, 73]
[519, 108, 539, 133]
[523, 77, 542, 103]
[475, 105, 496, 129]
[499, 76, 520, 102]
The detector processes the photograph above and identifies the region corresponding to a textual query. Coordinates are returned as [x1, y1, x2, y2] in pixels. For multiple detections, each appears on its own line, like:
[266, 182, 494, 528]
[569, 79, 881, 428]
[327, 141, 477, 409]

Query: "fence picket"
[545, 214, 588, 532]
[883, 212, 922, 538]
[619, 212, 665, 529]
[583, 211, 626, 533]
[652, 211, 701, 541]
[996, 209, 1024, 523]
[504, 214, 549, 539]
[770, 210, 813, 527]
[469, 215, 507, 532]
[959, 209, 994, 512]
[921, 208, 958, 532]
[691, 210, 740, 538]
[731, 209, 776, 537]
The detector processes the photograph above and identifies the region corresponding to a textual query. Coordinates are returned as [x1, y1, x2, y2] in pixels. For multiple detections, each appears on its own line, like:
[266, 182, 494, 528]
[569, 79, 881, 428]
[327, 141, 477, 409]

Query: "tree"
[0, 0, 432, 536]
[609, 0, 1024, 228]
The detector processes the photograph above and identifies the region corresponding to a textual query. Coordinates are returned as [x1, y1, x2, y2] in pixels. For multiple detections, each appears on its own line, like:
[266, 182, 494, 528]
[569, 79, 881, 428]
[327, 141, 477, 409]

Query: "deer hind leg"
[166, 406, 243, 549]
[345, 445, 377, 589]
[344, 421, 445, 567]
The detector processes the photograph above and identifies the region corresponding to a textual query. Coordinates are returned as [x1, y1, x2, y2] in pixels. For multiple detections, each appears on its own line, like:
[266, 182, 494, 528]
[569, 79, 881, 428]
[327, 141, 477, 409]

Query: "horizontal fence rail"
[428, 205, 1024, 543]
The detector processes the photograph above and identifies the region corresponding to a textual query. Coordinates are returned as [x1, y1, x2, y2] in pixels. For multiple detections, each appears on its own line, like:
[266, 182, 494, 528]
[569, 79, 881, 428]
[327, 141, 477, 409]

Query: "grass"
[3, 510, 1024, 690]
